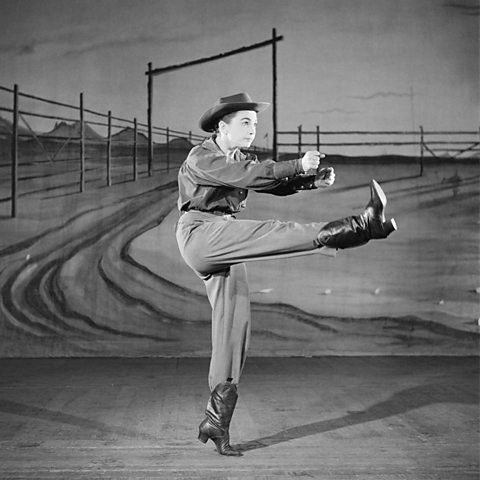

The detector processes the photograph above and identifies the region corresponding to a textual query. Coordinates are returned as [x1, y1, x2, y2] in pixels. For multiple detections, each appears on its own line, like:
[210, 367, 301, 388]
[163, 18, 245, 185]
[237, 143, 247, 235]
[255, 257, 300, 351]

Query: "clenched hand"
[314, 167, 335, 188]
[301, 150, 324, 173]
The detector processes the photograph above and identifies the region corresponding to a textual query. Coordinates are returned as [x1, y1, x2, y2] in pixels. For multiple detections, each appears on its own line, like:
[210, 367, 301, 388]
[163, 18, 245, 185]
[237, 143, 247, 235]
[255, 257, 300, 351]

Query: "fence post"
[297, 125, 302, 158]
[11, 84, 19, 218]
[272, 27, 278, 162]
[79, 93, 85, 193]
[316, 125, 320, 152]
[133, 118, 137, 181]
[419, 125, 424, 177]
[147, 62, 153, 176]
[107, 110, 112, 186]
[166, 126, 170, 172]
[189, 131, 192, 143]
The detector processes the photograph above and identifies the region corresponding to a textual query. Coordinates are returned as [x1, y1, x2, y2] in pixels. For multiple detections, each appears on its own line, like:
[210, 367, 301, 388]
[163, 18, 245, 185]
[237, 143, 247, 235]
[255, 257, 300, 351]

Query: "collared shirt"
[177, 136, 306, 214]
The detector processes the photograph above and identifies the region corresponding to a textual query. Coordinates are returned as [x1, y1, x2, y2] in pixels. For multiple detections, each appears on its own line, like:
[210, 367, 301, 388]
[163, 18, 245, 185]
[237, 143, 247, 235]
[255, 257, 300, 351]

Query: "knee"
[179, 238, 213, 277]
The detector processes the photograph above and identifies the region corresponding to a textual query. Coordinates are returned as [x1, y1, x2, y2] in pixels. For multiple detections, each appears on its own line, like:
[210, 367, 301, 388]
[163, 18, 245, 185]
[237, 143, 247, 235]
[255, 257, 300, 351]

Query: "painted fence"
[1, 84, 478, 218]
[0, 84, 210, 218]
[278, 125, 480, 175]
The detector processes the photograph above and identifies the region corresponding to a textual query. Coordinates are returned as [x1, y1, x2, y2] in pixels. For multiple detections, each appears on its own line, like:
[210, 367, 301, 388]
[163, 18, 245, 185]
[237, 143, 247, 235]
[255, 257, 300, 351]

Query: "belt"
[183, 209, 234, 216]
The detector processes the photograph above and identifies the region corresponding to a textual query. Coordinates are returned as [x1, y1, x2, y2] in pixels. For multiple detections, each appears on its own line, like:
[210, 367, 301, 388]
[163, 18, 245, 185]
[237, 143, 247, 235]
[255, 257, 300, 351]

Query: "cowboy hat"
[199, 93, 270, 132]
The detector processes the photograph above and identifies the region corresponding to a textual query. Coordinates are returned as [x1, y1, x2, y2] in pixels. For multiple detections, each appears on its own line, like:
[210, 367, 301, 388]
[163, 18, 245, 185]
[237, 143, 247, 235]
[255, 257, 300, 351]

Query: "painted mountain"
[169, 137, 194, 149]
[44, 121, 104, 141]
[111, 127, 149, 144]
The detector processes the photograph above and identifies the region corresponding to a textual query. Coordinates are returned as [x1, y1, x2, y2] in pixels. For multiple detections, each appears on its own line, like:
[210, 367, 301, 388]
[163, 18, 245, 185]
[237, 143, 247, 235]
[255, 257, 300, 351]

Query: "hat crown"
[216, 93, 253, 106]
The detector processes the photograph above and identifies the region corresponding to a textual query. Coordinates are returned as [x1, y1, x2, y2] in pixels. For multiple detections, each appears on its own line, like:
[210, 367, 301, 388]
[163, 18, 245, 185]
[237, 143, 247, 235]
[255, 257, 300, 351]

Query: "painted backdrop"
[0, 0, 478, 357]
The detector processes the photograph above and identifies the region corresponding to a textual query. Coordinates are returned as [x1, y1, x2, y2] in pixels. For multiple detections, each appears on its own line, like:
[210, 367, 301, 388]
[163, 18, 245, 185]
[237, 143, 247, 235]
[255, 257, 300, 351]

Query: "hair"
[213, 111, 238, 134]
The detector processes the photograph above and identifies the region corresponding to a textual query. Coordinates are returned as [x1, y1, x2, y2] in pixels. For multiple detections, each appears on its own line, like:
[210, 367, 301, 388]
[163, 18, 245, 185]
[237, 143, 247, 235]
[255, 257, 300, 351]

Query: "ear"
[218, 120, 228, 135]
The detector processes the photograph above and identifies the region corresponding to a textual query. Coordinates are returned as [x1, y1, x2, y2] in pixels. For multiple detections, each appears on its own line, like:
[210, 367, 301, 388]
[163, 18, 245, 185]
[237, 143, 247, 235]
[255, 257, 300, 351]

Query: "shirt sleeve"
[256, 174, 318, 196]
[186, 147, 304, 190]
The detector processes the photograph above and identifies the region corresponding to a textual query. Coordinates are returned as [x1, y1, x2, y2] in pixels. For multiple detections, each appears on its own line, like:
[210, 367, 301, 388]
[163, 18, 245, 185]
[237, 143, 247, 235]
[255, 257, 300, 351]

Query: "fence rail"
[277, 125, 479, 176]
[0, 85, 206, 143]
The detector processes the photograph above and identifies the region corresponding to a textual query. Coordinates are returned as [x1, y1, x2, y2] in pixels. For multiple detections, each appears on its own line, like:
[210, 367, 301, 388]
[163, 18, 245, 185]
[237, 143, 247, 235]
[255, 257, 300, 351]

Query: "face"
[218, 110, 258, 149]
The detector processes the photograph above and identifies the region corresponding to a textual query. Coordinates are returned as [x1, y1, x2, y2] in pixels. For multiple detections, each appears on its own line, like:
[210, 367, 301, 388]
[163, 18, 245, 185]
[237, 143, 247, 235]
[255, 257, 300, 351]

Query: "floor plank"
[0, 357, 478, 479]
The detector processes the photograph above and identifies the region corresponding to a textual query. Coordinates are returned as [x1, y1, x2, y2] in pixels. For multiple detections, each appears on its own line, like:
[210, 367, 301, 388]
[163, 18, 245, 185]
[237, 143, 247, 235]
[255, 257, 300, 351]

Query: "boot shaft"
[206, 379, 238, 429]
[316, 179, 397, 250]
[199, 379, 243, 456]
[316, 215, 370, 249]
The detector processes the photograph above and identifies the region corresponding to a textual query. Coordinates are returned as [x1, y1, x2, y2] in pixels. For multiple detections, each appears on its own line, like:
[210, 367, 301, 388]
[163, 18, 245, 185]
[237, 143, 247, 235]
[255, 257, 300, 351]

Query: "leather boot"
[198, 378, 242, 456]
[316, 179, 397, 249]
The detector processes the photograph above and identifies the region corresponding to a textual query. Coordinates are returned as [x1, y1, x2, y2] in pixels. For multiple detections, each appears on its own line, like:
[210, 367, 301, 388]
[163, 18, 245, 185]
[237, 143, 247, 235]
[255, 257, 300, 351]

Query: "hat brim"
[199, 101, 270, 132]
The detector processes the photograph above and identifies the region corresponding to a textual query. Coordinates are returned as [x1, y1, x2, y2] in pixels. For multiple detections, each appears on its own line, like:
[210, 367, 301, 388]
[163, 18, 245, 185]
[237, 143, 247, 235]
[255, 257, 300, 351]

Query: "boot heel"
[198, 431, 209, 444]
[383, 218, 397, 236]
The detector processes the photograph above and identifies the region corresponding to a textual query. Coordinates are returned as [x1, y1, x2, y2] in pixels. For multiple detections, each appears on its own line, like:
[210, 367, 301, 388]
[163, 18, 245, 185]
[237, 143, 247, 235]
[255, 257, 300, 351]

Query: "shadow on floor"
[0, 378, 477, 451]
[235, 381, 478, 452]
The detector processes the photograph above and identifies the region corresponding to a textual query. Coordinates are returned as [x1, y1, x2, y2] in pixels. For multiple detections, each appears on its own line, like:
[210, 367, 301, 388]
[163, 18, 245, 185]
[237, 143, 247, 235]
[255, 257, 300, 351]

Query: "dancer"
[175, 92, 397, 456]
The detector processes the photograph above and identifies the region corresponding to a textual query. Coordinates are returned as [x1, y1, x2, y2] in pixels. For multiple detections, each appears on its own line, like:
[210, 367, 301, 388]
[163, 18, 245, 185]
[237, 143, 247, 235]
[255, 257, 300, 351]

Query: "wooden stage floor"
[0, 357, 478, 479]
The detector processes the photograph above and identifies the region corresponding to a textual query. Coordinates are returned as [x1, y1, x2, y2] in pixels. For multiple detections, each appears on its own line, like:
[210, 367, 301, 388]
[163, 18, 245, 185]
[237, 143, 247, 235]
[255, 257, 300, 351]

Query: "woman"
[175, 92, 397, 456]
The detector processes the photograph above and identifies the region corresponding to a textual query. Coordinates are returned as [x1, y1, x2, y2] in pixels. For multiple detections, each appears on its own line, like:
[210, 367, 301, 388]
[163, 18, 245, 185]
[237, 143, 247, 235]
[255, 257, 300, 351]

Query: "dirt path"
[0, 162, 478, 356]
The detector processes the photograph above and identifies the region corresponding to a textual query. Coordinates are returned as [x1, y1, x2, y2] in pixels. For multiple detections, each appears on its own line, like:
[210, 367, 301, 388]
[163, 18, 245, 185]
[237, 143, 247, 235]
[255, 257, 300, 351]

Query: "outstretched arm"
[186, 147, 304, 190]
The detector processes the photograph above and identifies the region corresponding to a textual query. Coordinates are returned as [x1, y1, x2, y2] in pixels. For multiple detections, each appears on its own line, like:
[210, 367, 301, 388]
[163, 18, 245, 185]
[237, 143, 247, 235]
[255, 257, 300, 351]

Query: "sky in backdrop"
[0, 0, 478, 154]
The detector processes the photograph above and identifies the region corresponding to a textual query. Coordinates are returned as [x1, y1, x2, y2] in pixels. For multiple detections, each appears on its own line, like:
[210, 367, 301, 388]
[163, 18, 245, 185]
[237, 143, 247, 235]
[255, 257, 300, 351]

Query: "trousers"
[175, 210, 327, 390]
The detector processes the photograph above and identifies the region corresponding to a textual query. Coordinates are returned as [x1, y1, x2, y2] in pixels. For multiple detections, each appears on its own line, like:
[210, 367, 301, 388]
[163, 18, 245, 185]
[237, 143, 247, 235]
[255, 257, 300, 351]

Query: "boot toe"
[371, 179, 387, 207]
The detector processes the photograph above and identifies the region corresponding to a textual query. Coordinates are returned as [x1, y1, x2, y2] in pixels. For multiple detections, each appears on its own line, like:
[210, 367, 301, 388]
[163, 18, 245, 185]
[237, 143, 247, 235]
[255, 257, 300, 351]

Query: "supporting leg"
[198, 264, 249, 456]
[204, 264, 251, 390]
